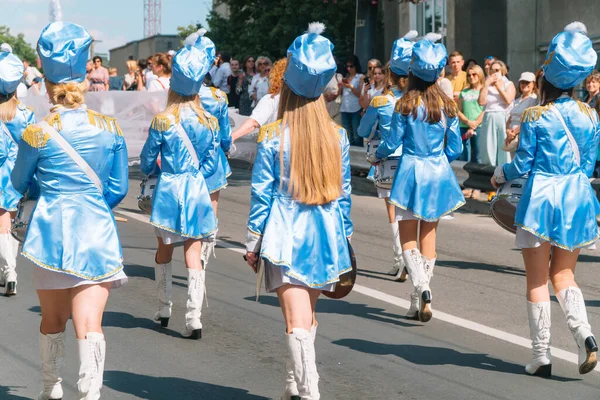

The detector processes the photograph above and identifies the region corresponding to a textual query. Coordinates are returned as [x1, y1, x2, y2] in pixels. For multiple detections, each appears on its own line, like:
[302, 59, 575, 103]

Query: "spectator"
[237, 55, 256, 116]
[249, 56, 272, 106]
[437, 68, 453, 98]
[227, 58, 242, 108]
[478, 59, 515, 166]
[88, 56, 109, 91]
[210, 52, 221, 80]
[504, 72, 538, 157]
[108, 67, 124, 91]
[463, 58, 478, 71]
[448, 51, 467, 101]
[361, 59, 382, 101]
[483, 55, 497, 76]
[324, 70, 343, 124]
[360, 64, 386, 110]
[147, 53, 171, 92]
[167, 49, 175, 62]
[23, 59, 43, 88]
[145, 55, 156, 89]
[583, 71, 600, 108]
[213, 52, 232, 94]
[458, 64, 485, 165]
[123, 60, 139, 91]
[28, 76, 45, 96]
[340, 54, 364, 146]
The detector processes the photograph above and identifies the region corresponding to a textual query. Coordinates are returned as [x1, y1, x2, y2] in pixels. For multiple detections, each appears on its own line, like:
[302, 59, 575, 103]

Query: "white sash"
[39, 121, 104, 192]
[1, 123, 16, 145]
[168, 116, 200, 169]
[548, 105, 580, 166]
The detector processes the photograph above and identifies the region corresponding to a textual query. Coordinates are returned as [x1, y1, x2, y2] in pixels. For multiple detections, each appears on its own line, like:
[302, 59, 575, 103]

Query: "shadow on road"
[439, 259, 526, 277]
[332, 339, 580, 382]
[123, 263, 187, 287]
[0, 386, 29, 399]
[247, 295, 422, 328]
[104, 370, 269, 399]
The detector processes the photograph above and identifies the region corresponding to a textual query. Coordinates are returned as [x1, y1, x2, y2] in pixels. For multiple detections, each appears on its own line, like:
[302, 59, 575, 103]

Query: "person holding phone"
[340, 54, 365, 146]
[245, 23, 352, 399]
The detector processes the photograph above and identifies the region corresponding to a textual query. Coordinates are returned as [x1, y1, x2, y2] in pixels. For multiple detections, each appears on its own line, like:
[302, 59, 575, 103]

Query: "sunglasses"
[491, 69, 501, 73]
[468, 73, 478, 77]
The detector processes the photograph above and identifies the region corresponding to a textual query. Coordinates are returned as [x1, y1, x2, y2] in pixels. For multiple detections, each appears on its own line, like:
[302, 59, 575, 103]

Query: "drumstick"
[115, 216, 128, 223]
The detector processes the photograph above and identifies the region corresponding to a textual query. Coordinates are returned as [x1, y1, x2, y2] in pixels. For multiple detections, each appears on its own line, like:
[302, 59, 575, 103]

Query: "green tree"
[0, 26, 37, 63]
[176, 23, 205, 47]
[206, 0, 355, 62]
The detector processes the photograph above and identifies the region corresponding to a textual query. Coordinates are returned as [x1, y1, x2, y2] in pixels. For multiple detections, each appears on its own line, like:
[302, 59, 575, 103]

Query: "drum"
[138, 176, 158, 214]
[489, 177, 527, 234]
[365, 139, 380, 160]
[323, 240, 357, 300]
[11, 198, 36, 243]
[374, 157, 399, 190]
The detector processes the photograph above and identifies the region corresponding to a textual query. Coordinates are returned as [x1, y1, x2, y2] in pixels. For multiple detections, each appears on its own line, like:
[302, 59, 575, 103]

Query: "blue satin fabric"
[376, 105, 465, 221]
[37, 22, 92, 84]
[140, 106, 218, 239]
[284, 31, 336, 99]
[0, 104, 35, 211]
[390, 38, 415, 76]
[543, 29, 597, 90]
[410, 39, 447, 82]
[0, 52, 24, 95]
[11, 105, 128, 280]
[502, 98, 600, 250]
[246, 121, 353, 288]
[170, 45, 212, 96]
[193, 34, 216, 65]
[199, 85, 232, 193]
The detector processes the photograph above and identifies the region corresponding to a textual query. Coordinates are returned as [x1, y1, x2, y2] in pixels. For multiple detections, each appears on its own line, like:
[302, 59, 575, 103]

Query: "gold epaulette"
[370, 96, 389, 108]
[521, 105, 550, 123]
[150, 113, 174, 132]
[210, 87, 229, 105]
[199, 112, 219, 132]
[44, 113, 62, 131]
[576, 100, 595, 120]
[87, 109, 123, 136]
[257, 120, 282, 143]
[22, 124, 50, 148]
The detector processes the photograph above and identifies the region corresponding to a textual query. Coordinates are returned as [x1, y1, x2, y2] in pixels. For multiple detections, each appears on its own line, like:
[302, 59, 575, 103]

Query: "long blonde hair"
[46, 80, 89, 108]
[0, 94, 18, 123]
[277, 83, 341, 205]
[164, 89, 208, 124]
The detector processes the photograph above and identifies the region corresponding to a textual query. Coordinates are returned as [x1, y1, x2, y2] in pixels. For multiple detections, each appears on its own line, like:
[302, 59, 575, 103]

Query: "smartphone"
[363, 76, 370, 85]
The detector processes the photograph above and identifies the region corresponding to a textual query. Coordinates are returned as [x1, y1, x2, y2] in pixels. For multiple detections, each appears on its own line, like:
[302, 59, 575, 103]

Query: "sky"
[0, 0, 211, 54]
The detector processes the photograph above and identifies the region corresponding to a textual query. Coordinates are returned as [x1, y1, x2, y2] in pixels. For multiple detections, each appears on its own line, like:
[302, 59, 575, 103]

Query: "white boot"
[182, 269, 205, 339]
[38, 331, 65, 400]
[557, 286, 598, 374]
[406, 291, 420, 320]
[525, 301, 552, 376]
[286, 328, 320, 400]
[153, 262, 172, 327]
[282, 324, 318, 400]
[0, 232, 17, 295]
[387, 223, 404, 280]
[402, 249, 432, 323]
[201, 231, 217, 270]
[77, 332, 105, 400]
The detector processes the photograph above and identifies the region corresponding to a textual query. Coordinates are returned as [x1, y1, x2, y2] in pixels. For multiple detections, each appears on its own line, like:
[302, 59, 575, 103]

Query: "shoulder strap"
[168, 116, 200, 169]
[0, 123, 16, 145]
[548, 105, 580, 166]
[39, 121, 104, 192]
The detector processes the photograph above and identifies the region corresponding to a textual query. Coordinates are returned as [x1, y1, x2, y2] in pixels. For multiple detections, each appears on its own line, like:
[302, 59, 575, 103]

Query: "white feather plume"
[183, 28, 207, 47]
[424, 32, 443, 43]
[403, 30, 418, 41]
[564, 21, 587, 35]
[49, 0, 62, 23]
[308, 22, 326, 35]
[0, 43, 12, 53]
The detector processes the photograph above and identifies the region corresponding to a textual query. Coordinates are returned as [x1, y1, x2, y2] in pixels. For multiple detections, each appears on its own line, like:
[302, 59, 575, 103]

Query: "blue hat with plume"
[0, 44, 24, 95]
[390, 30, 418, 76]
[410, 33, 447, 82]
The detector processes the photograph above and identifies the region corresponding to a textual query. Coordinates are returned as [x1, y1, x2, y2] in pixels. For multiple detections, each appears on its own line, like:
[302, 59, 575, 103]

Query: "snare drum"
[138, 176, 158, 214]
[365, 139, 380, 160]
[375, 157, 399, 190]
[489, 177, 527, 234]
[11, 198, 36, 243]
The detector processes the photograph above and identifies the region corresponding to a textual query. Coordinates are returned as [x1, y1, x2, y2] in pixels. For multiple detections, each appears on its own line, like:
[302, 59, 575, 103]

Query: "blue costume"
[199, 84, 232, 193]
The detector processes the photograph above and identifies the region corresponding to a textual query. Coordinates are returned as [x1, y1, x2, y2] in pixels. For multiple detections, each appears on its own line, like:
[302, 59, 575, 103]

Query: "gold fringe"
[44, 113, 62, 131]
[210, 87, 229, 105]
[371, 95, 389, 108]
[22, 125, 50, 148]
[576, 100, 594, 120]
[150, 114, 173, 132]
[87, 109, 123, 136]
[257, 119, 282, 143]
[521, 105, 551, 123]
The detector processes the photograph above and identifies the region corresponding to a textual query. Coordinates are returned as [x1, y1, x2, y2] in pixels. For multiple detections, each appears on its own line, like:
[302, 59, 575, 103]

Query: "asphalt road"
[0, 165, 599, 399]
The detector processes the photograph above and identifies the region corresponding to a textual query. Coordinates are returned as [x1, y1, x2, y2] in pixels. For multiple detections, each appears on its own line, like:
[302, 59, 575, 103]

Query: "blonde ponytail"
[46, 80, 89, 109]
[0, 95, 18, 123]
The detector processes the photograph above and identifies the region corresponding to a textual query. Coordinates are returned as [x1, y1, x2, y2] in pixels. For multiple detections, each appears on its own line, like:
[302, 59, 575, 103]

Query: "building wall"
[109, 35, 178, 75]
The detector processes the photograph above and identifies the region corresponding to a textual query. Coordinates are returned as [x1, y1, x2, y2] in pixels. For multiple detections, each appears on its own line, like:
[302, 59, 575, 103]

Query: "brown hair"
[586, 71, 600, 85]
[45, 80, 89, 109]
[398, 73, 458, 123]
[491, 60, 508, 76]
[153, 53, 171, 75]
[539, 75, 573, 106]
[268, 58, 287, 96]
[449, 51, 463, 59]
[276, 83, 342, 205]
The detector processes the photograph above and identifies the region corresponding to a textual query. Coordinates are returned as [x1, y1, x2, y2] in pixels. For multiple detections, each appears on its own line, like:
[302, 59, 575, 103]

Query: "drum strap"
[168, 116, 200, 170]
[548, 106, 580, 166]
[39, 121, 104, 193]
[0, 123, 16, 145]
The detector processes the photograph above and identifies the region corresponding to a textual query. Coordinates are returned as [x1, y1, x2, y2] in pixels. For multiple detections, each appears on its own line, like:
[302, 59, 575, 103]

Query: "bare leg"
[155, 237, 174, 264]
[522, 243, 551, 302]
[37, 289, 71, 335]
[154, 236, 174, 326]
[398, 220, 419, 250]
[384, 198, 395, 224]
[418, 221, 438, 260]
[210, 191, 220, 217]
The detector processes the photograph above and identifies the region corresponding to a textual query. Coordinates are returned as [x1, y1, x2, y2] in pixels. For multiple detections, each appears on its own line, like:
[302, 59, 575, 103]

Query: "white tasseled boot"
[286, 328, 320, 400]
[38, 331, 65, 400]
[77, 332, 105, 400]
[406, 291, 420, 320]
[388, 223, 406, 282]
[201, 231, 217, 270]
[402, 248, 432, 323]
[525, 301, 552, 377]
[182, 269, 205, 339]
[557, 287, 598, 374]
[0, 232, 17, 295]
[282, 323, 317, 400]
[153, 261, 172, 327]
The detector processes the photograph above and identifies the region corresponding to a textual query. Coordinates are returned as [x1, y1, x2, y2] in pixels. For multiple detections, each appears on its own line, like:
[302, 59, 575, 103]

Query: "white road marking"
[115, 207, 587, 369]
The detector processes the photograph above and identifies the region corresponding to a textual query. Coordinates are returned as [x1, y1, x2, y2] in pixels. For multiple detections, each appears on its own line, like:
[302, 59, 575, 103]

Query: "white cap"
[0, 43, 12, 53]
[519, 72, 536, 82]
[167, 50, 175, 56]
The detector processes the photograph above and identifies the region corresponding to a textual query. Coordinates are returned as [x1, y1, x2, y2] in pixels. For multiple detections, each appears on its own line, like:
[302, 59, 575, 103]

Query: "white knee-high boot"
[388, 223, 406, 281]
[77, 332, 105, 400]
[286, 328, 320, 400]
[557, 286, 598, 374]
[402, 249, 432, 322]
[525, 301, 552, 376]
[182, 269, 205, 339]
[38, 331, 65, 400]
[282, 324, 317, 400]
[0, 232, 18, 295]
[153, 262, 172, 327]
[201, 230, 217, 270]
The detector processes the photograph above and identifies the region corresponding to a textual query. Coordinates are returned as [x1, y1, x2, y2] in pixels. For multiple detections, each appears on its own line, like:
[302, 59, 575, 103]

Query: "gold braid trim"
[371, 96, 389, 108]
[257, 119, 282, 143]
[87, 109, 123, 136]
[44, 113, 62, 131]
[210, 87, 229, 105]
[200, 113, 219, 132]
[576, 100, 594, 120]
[150, 114, 174, 132]
[22, 124, 50, 148]
[521, 105, 551, 123]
